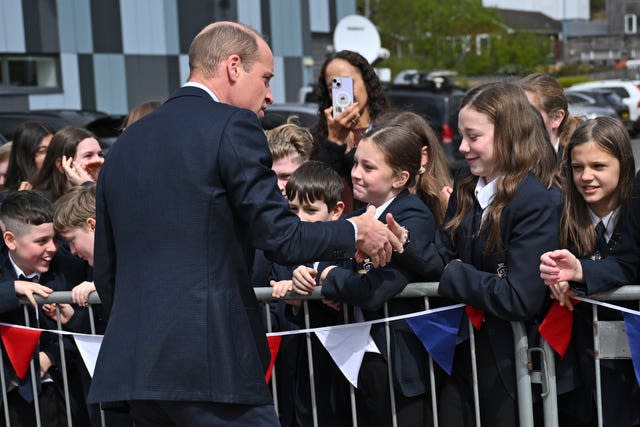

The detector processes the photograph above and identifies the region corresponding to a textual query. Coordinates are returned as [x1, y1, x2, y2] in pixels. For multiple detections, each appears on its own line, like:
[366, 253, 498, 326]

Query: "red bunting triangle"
[538, 300, 580, 358]
[0, 325, 41, 380]
[465, 306, 485, 330]
[265, 336, 282, 383]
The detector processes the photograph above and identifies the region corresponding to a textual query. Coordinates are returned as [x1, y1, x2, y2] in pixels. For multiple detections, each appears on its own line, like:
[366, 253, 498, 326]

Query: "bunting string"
[573, 296, 640, 316]
[265, 303, 466, 337]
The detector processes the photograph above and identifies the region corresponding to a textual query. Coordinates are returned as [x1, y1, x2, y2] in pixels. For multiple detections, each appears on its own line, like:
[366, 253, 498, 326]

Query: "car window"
[608, 87, 630, 98]
[566, 93, 589, 104]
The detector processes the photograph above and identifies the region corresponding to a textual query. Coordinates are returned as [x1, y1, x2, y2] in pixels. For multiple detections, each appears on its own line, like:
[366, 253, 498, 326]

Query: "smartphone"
[331, 76, 354, 118]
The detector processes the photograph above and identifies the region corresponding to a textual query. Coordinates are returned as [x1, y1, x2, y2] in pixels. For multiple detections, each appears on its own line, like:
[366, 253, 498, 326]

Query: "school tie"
[596, 221, 609, 256]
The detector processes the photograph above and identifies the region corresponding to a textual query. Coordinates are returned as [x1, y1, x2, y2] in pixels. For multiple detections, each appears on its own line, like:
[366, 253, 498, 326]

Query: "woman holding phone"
[310, 50, 391, 212]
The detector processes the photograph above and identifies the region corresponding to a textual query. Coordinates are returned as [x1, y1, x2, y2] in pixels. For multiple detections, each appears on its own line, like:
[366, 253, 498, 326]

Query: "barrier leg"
[511, 321, 535, 427]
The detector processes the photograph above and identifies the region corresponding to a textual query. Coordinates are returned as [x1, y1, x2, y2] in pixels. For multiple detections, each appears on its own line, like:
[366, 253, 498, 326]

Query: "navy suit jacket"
[321, 190, 440, 397]
[436, 169, 562, 398]
[89, 86, 356, 406]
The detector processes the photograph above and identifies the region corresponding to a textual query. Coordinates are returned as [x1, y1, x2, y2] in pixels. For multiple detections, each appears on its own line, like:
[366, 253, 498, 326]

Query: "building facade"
[0, 0, 354, 114]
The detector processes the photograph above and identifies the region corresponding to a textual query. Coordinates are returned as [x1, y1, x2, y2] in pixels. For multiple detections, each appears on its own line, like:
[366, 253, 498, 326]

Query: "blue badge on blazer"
[497, 263, 508, 278]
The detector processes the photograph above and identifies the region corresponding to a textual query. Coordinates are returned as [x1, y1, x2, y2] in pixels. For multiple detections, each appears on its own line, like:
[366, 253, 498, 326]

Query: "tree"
[364, 0, 552, 76]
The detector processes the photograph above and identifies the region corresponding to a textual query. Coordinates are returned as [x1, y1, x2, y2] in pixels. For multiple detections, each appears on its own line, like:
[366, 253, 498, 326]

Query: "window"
[625, 14, 637, 35]
[0, 55, 60, 94]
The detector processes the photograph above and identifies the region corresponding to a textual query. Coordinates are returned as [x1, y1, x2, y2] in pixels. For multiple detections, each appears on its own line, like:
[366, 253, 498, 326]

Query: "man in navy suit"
[88, 21, 404, 426]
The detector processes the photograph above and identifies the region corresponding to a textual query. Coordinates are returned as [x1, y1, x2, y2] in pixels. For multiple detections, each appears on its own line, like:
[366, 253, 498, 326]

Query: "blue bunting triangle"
[407, 307, 464, 375]
[623, 312, 640, 386]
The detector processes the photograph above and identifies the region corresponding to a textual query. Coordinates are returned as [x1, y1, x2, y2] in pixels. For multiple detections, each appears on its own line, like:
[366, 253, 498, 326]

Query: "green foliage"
[367, 0, 557, 76]
[556, 75, 593, 88]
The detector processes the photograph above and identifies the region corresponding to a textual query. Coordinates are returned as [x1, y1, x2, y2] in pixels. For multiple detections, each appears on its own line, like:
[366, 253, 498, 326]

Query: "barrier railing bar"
[424, 296, 439, 427]
[303, 300, 319, 427]
[53, 306, 73, 427]
[23, 305, 41, 427]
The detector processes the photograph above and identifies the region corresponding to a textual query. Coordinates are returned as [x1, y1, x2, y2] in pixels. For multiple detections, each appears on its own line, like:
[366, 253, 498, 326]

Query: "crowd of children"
[0, 73, 639, 426]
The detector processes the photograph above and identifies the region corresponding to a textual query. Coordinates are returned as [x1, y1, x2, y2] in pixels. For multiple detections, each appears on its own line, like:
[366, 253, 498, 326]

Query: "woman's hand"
[324, 103, 360, 149]
[62, 155, 93, 186]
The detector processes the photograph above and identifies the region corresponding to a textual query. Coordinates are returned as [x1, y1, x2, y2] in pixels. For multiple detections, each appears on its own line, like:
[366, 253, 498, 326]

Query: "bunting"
[623, 312, 640, 386]
[0, 325, 41, 380]
[407, 306, 464, 374]
[265, 336, 282, 383]
[73, 334, 103, 377]
[538, 300, 580, 358]
[465, 306, 484, 330]
[2, 297, 639, 389]
[314, 323, 379, 387]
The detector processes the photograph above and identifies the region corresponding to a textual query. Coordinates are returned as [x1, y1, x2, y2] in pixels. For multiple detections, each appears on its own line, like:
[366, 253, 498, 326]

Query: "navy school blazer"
[435, 169, 562, 398]
[321, 189, 441, 397]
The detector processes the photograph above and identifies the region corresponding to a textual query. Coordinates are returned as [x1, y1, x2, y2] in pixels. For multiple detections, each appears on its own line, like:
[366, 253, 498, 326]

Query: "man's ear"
[226, 54, 242, 82]
[3, 231, 16, 251]
[86, 217, 96, 232]
[392, 171, 410, 189]
[331, 201, 345, 221]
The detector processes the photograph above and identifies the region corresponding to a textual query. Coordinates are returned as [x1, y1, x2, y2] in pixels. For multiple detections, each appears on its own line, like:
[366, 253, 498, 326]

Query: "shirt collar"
[182, 82, 220, 102]
[474, 176, 499, 210]
[8, 254, 40, 282]
[373, 196, 396, 220]
[589, 207, 620, 241]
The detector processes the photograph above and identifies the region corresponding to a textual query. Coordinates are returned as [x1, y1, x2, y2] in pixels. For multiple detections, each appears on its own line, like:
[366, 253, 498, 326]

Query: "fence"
[4, 283, 640, 427]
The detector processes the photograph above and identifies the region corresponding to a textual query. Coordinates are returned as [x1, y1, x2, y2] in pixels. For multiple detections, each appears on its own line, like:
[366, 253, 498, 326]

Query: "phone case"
[332, 77, 354, 118]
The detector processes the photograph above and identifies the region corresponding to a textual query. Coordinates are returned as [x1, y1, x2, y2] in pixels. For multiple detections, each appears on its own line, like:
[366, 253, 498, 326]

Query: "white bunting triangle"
[314, 323, 379, 387]
[73, 334, 103, 377]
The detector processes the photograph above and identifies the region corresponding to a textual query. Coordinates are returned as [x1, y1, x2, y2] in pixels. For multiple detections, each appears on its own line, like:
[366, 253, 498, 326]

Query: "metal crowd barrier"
[5, 284, 639, 427]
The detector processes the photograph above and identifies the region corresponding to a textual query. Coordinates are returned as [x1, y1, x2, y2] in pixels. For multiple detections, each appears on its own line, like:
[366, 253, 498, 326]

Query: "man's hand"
[539, 249, 584, 285]
[351, 206, 404, 268]
[292, 265, 317, 295]
[14, 280, 53, 306]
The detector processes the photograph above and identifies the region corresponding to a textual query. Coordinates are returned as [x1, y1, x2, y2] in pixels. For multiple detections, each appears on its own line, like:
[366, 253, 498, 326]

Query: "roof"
[495, 8, 562, 35]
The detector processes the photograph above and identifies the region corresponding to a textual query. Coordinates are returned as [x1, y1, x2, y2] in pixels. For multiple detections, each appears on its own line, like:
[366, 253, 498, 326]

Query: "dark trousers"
[128, 400, 280, 427]
[2, 383, 67, 427]
[437, 329, 518, 427]
[356, 352, 433, 427]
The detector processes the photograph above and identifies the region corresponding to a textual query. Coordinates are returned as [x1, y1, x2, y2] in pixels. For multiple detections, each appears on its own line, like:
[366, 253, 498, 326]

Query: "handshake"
[350, 205, 408, 268]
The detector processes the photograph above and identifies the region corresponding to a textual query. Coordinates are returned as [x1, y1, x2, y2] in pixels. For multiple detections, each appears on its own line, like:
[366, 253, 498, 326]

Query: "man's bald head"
[188, 21, 262, 79]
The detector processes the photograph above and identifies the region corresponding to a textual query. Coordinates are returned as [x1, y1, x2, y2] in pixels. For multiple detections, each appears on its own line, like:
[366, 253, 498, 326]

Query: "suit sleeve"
[438, 187, 560, 321]
[218, 110, 355, 264]
[94, 172, 117, 318]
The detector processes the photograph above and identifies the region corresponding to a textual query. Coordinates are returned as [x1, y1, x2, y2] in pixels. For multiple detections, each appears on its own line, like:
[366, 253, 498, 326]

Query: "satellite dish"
[333, 15, 382, 64]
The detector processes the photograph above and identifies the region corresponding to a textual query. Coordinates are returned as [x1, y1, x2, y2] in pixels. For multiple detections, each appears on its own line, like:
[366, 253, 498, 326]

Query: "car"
[567, 102, 619, 120]
[385, 78, 465, 171]
[566, 90, 630, 121]
[567, 80, 640, 121]
[0, 109, 124, 151]
[262, 103, 318, 130]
